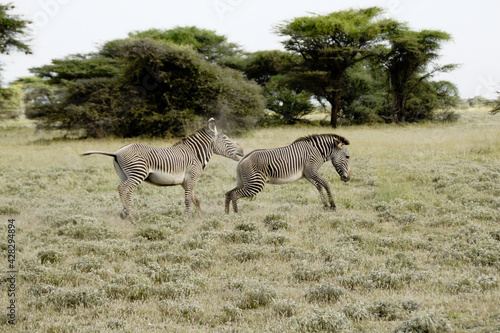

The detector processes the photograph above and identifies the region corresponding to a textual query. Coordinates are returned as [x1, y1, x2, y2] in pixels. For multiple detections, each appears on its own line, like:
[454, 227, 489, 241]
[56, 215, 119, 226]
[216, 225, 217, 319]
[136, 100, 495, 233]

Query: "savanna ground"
[0, 108, 498, 332]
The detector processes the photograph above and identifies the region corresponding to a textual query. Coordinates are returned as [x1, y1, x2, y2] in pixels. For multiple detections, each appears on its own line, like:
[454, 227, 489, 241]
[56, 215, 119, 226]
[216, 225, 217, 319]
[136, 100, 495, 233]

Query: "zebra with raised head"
[225, 134, 350, 214]
[82, 118, 243, 222]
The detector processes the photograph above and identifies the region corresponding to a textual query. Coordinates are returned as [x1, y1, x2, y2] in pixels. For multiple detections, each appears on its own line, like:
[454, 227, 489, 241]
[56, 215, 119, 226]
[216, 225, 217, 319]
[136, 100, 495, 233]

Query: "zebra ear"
[207, 118, 217, 133]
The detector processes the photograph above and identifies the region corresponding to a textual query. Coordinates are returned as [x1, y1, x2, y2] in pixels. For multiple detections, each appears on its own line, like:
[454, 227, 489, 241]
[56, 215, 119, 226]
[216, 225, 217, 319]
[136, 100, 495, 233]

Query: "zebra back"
[293, 134, 349, 160]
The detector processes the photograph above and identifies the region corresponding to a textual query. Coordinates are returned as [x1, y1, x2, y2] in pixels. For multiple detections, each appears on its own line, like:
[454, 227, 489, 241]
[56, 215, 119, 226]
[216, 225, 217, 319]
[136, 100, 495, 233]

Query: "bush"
[296, 309, 352, 333]
[236, 285, 276, 309]
[393, 313, 452, 333]
[37, 250, 62, 265]
[55, 215, 119, 240]
[369, 300, 403, 321]
[306, 284, 346, 303]
[32, 38, 265, 137]
[48, 288, 104, 309]
[134, 226, 169, 241]
[263, 214, 289, 231]
[273, 299, 298, 317]
[229, 244, 264, 262]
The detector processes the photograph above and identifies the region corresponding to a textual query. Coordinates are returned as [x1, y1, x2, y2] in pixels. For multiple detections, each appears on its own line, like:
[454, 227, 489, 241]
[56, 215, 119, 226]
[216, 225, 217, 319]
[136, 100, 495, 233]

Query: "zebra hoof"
[120, 211, 128, 219]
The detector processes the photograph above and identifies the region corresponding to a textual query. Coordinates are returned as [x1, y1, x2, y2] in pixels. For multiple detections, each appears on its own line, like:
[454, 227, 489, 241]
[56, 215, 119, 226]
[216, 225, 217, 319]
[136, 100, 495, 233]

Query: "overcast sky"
[3, 0, 499, 99]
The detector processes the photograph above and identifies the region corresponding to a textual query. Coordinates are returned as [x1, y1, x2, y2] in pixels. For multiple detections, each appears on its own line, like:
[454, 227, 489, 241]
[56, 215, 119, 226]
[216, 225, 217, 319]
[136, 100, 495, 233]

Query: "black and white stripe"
[82, 118, 243, 222]
[225, 134, 350, 214]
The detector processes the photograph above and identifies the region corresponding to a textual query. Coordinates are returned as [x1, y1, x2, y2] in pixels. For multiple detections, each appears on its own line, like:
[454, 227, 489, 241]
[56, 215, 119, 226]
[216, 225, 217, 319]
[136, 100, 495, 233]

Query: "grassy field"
[0, 108, 498, 332]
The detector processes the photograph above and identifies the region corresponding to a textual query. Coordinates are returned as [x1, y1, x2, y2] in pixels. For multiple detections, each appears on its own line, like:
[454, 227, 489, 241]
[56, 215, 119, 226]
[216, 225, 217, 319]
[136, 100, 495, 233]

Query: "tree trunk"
[395, 94, 406, 123]
[328, 89, 341, 128]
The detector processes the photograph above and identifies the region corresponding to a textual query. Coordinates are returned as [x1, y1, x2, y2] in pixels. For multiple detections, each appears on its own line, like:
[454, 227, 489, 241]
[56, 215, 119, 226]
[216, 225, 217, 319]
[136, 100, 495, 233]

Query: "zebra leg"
[183, 169, 201, 216]
[117, 176, 145, 223]
[191, 191, 201, 210]
[225, 188, 237, 214]
[184, 184, 202, 216]
[306, 174, 336, 210]
[225, 182, 265, 214]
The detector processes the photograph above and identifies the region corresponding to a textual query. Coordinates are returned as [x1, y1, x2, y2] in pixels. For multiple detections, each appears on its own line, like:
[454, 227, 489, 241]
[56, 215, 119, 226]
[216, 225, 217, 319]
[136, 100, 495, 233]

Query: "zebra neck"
[308, 137, 335, 161]
[180, 130, 215, 169]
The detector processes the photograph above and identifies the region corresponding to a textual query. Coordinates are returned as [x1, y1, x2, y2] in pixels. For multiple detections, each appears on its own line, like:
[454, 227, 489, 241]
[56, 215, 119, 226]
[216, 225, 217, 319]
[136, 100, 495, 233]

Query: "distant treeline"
[0, 7, 487, 137]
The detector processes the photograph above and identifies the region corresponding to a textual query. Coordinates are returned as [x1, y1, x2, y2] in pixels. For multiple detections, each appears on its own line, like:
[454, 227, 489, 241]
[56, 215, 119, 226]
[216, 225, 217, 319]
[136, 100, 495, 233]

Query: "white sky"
[2, 0, 499, 99]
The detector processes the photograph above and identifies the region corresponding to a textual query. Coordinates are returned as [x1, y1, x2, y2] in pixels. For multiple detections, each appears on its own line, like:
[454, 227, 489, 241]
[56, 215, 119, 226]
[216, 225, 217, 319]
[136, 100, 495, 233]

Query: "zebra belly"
[268, 172, 303, 185]
[146, 170, 185, 186]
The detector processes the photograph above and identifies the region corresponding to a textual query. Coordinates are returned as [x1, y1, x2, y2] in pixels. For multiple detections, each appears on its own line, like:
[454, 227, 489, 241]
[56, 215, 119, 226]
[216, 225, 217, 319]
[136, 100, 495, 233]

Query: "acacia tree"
[0, 3, 31, 57]
[236, 50, 314, 123]
[128, 27, 241, 65]
[0, 3, 31, 118]
[276, 7, 400, 127]
[30, 38, 264, 137]
[383, 29, 456, 122]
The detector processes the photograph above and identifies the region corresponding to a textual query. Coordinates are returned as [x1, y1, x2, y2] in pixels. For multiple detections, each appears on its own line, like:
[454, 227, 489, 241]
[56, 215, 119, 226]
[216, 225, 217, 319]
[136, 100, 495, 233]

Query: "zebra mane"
[173, 125, 213, 147]
[294, 134, 350, 146]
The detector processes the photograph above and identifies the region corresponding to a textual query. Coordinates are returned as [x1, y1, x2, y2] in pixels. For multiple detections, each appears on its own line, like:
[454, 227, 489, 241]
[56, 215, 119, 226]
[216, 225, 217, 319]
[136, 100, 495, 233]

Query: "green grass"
[0, 108, 498, 332]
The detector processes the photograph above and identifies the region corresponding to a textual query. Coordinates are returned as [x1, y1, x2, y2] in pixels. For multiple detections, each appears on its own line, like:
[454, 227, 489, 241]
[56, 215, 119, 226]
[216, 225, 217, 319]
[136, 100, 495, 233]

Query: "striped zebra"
[82, 119, 243, 222]
[225, 134, 350, 214]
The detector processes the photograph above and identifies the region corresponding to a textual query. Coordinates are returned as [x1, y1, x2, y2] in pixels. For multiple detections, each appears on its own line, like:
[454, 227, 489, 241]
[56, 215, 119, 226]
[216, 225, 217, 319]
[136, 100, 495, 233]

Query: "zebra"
[82, 118, 243, 222]
[225, 134, 350, 214]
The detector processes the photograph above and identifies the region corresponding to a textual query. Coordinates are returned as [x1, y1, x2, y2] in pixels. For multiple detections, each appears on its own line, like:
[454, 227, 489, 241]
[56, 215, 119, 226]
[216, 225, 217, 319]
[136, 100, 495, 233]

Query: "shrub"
[273, 299, 298, 317]
[71, 256, 103, 273]
[48, 288, 104, 309]
[278, 246, 314, 261]
[263, 214, 289, 231]
[369, 300, 403, 321]
[292, 263, 323, 282]
[28, 284, 57, 297]
[0, 205, 20, 215]
[342, 303, 371, 322]
[477, 274, 498, 291]
[235, 221, 259, 232]
[229, 244, 264, 262]
[385, 253, 419, 271]
[263, 234, 289, 246]
[236, 285, 276, 309]
[56, 215, 119, 240]
[393, 312, 452, 333]
[153, 264, 194, 283]
[296, 309, 352, 333]
[177, 303, 205, 324]
[220, 304, 243, 322]
[306, 284, 347, 303]
[134, 226, 168, 241]
[221, 230, 261, 244]
[433, 110, 460, 123]
[104, 283, 152, 301]
[37, 250, 62, 264]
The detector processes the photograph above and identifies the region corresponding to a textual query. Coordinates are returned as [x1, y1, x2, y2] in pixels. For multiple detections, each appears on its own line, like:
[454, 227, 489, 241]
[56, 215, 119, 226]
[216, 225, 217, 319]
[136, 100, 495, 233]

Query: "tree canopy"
[276, 7, 400, 127]
[29, 37, 264, 137]
[128, 27, 241, 64]
[0, 3, 31, 57]
[383, 28, 456, 122]
[274, 7, 456, 126]
[10, 8, 460, 134]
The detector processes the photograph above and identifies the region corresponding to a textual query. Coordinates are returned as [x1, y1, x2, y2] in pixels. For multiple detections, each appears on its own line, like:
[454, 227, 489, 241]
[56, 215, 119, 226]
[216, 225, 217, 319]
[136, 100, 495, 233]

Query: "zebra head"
[213, 133, 244, 161]
[205, 118, 243, 161]
[332, 141, 351, 182]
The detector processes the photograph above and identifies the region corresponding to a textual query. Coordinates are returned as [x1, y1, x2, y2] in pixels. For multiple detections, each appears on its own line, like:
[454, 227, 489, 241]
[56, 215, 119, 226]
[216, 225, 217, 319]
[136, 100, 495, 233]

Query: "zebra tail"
[81, 151, 116, 157]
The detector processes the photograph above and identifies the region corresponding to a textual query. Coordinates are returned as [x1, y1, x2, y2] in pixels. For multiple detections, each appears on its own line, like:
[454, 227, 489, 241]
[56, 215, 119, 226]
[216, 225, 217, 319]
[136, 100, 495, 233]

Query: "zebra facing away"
[82, 118, 243, 222]
[225, 134, 350, 214]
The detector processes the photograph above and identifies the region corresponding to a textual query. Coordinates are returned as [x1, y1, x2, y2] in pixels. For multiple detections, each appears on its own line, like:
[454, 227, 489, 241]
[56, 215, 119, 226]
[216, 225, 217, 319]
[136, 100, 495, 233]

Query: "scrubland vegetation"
[0, 108, 498, 332]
